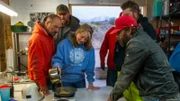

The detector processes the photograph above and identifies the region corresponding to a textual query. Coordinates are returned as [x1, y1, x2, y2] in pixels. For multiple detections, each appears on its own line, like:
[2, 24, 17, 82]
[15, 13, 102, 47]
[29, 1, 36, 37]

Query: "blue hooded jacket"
[52, 37, 95, 84]
[170, 42, 180, 72]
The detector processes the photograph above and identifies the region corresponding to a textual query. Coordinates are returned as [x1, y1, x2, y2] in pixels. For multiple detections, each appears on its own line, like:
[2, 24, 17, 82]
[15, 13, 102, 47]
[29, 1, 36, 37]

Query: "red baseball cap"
[111, 15, 138, 34]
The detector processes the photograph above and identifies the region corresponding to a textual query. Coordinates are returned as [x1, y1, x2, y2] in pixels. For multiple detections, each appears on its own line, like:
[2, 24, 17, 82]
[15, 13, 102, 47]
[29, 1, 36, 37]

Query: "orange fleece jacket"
[28, 22, 54, 87]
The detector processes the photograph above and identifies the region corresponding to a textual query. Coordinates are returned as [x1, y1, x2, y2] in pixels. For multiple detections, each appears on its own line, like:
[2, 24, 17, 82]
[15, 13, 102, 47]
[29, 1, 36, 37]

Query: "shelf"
[159, 34, 180, 37]
[13, 32, 31, 71]
[13, 32, 32, 35]
[165, 40, 180, 43]
[17, 54, 28, 56]
[155, 12, 180, 59]
[159, 34, 180, 35]
[154, 13, 180, 19]
[170, 34, 180, 36]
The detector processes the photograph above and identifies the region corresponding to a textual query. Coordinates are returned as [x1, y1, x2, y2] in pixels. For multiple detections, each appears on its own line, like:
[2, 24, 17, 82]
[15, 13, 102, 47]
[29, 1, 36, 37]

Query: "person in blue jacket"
[169, 42, 180, 91]
[51, 24, 99, 90]
[170, 42, 180, 72]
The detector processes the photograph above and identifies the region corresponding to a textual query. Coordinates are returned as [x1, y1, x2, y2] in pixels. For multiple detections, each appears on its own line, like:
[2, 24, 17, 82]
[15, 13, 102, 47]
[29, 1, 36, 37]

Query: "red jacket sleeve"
[100, 27, 115, 64]
[28, 39, 46, 87]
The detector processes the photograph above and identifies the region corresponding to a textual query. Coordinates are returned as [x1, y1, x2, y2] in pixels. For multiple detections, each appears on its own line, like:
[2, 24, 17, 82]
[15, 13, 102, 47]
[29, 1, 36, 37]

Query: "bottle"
[10, 72, 14, 98]
[10, 85, 14, 98]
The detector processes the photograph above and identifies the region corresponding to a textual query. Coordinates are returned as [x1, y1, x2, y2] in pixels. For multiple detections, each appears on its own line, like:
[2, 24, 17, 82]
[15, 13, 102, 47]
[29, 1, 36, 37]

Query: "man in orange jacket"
[28, 14, 62, 95]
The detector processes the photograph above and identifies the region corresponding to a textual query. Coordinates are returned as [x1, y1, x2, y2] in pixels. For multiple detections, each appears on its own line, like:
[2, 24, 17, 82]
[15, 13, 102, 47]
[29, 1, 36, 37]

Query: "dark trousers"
[106, 69, 118, 87]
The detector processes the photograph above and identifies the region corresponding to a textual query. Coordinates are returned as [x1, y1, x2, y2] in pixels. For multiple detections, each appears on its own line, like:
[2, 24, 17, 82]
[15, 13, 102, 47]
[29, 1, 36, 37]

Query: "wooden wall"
[0, 0, 12, 71]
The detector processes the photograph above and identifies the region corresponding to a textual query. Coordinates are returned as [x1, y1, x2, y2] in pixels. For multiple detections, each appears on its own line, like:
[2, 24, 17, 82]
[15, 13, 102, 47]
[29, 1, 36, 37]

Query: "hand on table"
[87, 84, 100, 90]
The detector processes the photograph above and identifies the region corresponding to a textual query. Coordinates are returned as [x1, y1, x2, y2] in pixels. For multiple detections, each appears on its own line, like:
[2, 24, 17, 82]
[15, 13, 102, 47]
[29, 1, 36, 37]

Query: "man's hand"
[40, 85, 49, 96]
[87, 84, 100, 90]
[107, 97, 112, 101]
[100, 62, 105, 70]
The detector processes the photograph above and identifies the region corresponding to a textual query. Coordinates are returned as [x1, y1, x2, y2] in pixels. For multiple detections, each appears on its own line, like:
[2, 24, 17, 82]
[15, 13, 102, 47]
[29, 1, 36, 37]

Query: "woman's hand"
[87, 84, 100, 90]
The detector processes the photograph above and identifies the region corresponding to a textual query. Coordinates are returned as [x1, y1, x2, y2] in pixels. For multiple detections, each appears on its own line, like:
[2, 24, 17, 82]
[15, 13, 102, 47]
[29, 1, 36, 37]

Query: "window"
[72, 6, 122, 68]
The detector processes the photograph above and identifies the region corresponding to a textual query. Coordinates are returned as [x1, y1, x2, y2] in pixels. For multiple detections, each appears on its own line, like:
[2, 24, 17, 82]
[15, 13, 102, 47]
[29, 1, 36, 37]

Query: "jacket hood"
[32, 21, 49, 37]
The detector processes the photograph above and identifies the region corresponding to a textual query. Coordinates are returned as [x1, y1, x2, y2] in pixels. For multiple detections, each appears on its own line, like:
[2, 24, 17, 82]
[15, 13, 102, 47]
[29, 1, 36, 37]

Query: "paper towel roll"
[6, 49, 14, 72]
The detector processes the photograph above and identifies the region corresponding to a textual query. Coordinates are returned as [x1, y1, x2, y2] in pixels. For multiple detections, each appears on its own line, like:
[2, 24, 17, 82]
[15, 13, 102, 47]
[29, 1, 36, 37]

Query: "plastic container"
[0, 84, 10, 101]
[11, 26, 27, 32]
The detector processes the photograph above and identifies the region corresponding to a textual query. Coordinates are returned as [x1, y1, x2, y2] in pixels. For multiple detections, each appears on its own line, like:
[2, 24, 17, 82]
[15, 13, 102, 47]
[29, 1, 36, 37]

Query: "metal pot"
[49, 67, 61, 84]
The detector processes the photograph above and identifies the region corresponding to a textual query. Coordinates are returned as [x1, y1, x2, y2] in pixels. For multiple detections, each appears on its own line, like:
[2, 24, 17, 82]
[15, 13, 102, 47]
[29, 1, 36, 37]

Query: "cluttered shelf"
[17, 49, 28, 56]
[151, 0, 180, 59]
[156, 26, 180, 43]
[163, 33, 180, 40]
[13, 32, 32, 71]
[156, 25, 180, 58]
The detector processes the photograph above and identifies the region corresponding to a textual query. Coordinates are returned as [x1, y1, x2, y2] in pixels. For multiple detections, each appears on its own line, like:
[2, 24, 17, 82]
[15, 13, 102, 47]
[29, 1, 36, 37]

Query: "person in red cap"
[107, 15, 180, 101]
[99, 27, 122, 87]
[114, 0, 157, 70]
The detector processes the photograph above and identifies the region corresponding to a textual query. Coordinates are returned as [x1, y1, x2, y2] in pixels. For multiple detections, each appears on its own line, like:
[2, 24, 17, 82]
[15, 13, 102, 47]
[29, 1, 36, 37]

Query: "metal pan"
[54, 87, 77, 97]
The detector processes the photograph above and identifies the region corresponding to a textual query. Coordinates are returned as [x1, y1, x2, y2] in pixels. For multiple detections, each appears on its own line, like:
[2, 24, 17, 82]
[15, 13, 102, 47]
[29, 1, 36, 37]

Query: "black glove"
[100, 62, 105, 71]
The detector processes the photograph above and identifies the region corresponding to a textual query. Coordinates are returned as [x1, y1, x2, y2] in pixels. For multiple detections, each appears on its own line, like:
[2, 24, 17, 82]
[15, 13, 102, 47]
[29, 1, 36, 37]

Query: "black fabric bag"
[137, 14, 156, 40]
[114, 41, 126, 71]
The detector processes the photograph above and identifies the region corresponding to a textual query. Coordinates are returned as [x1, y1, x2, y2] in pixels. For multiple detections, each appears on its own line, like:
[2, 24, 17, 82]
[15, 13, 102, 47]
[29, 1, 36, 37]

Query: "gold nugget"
[59, 90, 70, 95]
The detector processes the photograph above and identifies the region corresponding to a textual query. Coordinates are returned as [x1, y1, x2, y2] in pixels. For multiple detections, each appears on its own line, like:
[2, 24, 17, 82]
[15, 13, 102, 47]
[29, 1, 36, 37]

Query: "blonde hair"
[71, 24, 93, 50]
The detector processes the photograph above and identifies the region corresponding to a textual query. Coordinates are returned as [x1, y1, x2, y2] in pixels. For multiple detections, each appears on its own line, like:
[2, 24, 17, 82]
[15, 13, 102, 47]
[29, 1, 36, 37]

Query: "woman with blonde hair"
[52, 24, 99, 90]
